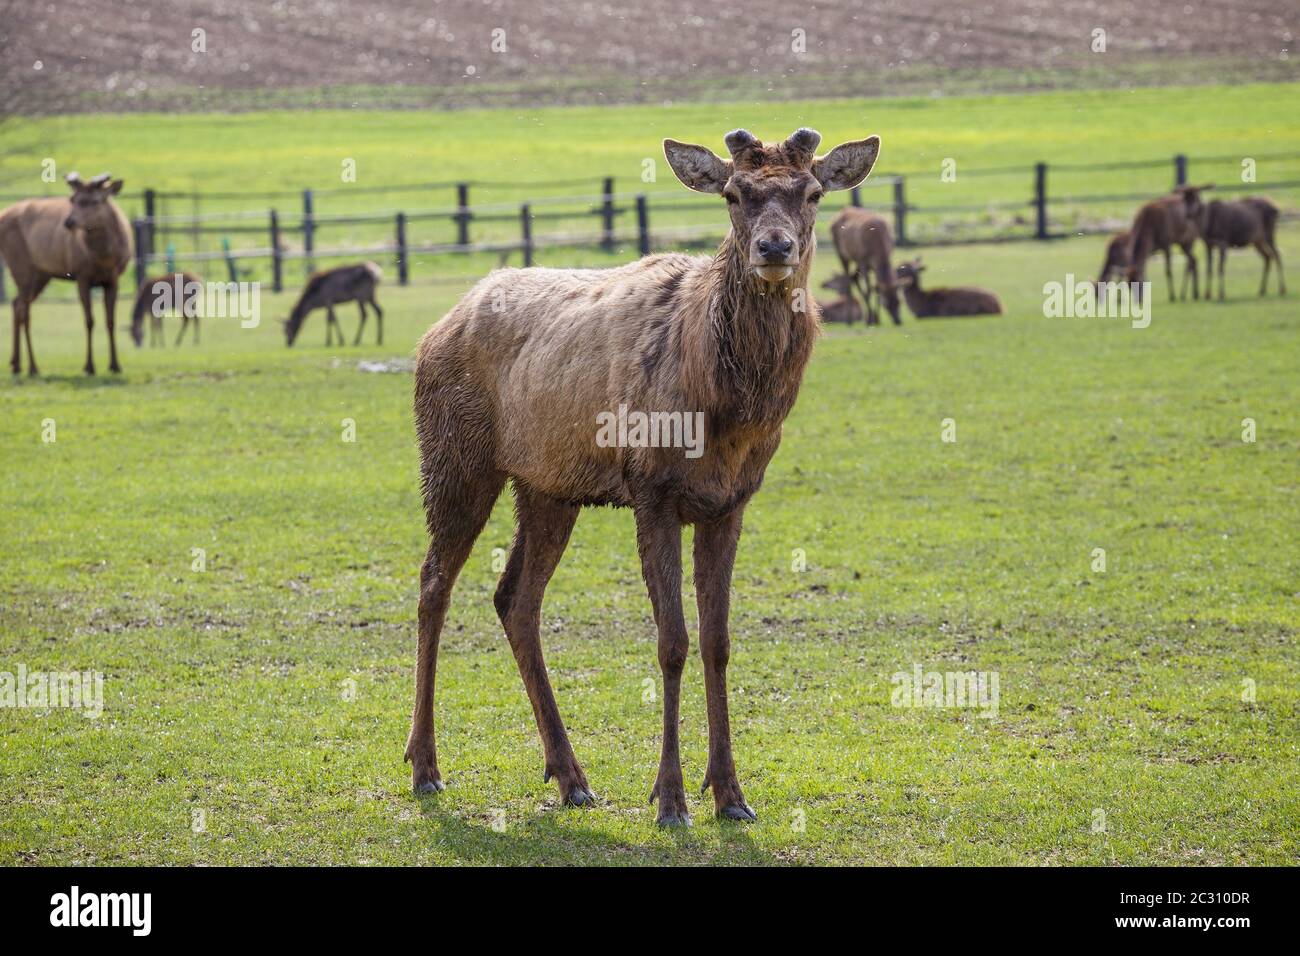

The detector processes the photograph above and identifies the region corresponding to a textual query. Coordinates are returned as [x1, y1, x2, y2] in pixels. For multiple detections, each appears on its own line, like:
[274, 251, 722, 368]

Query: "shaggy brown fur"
[818, 273, 864, 324]
[895, 258, 1002, 318]
[406, 127, 879, 825]
[1201, 197, 1284, 300]
[1125, 184, 1211, 304]
[829, 207, 900, 325]
[283, 261, 383, 346]
[0, 172, 132, 375]
[131, 272, 204, 347]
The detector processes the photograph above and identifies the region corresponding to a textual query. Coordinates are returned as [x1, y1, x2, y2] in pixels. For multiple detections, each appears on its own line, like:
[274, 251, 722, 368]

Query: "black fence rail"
[3, 151, 1299, 302]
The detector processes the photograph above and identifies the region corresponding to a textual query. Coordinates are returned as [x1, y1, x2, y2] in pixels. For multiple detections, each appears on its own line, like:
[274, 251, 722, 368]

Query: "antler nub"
[65, 171, 83, 187]
[787, 128, 822, 154]
[724, 129, 757, 156]
[88, 173, 112, 188]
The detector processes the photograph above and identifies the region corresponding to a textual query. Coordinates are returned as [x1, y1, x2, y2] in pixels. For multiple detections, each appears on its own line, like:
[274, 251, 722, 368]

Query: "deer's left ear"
[813, 136, 880, 191]
[108, 179, 124, 195]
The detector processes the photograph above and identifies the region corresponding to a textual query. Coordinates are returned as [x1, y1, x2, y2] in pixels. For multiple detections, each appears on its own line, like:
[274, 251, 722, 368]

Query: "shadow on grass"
[7, 372, 130, 388]
[413, 793, 771, 865]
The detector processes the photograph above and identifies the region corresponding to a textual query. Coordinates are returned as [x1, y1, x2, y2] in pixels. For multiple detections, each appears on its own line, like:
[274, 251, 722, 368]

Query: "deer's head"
[664, 128, 880, 283]
[895, 258, 925, 288]
[1174, 182, 1214, 229]
[63, 172, 124, 233]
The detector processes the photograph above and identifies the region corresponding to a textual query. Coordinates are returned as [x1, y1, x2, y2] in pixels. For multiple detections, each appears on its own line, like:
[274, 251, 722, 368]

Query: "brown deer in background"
[829, 207, 900, 325]
[894, 258, 1002, 317]
[818, 272, 864, 324]
[406, 127, 879, 825]
[0, 172, 132, 375]
[1201, 197, 1285, 300]
[1125, 184, 1211, 304]
[1095, 230, 1130, 296]
[131, 272, 204, 346]
[283, 262, 383, 346]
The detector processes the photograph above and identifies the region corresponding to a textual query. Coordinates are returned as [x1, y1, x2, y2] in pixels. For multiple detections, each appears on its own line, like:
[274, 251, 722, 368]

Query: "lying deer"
[131, 272, 204, 347]
[283, 262, 383, 346]
[894, 258, 1002, 317]
[1125, 184, 1211, 304]
[829, 207, 900, 325]
[406, 127, 879, 825]
[0, 172, 132, 375]
[818, 273, 864, 324]
[1201, 197, 1285, 300]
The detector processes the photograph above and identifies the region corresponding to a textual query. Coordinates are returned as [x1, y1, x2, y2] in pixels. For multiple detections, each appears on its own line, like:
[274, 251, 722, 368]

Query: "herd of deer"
[1096, 184, 1284, 303]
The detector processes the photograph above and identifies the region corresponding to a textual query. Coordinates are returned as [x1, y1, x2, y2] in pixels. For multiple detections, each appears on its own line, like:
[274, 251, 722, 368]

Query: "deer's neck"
[682, 232, 818, 428]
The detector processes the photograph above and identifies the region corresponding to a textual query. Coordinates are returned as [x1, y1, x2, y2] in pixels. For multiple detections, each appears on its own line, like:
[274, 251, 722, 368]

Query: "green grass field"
[1, 83, 1298, 865]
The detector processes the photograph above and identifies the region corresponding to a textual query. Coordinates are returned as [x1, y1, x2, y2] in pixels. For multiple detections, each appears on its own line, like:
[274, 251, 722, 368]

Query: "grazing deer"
[406, 127, 879, 825]
[0, 172, 132, 375]
[130, 272, 204, 347]
[283, 262, 383, 346]
[894, 258, 1002, 318]
[1095, 230, 1130, 295]
[1125, 184, 1211, 304]
[818, 273, 864, 324]
[829, 207, 900, 325]
[1201, 197, 1285, 300]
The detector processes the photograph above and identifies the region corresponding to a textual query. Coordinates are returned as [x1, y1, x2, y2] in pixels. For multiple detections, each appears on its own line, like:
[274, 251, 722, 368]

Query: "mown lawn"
[1, 215, 1297, 863]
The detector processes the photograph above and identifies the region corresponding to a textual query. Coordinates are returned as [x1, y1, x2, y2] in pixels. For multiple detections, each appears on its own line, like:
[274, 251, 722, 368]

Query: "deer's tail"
[363, 261, 383, 284]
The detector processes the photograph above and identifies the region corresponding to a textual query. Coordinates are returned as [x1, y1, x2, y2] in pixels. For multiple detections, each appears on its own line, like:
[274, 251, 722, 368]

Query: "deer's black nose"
[757, 235, 794, 262]
[63, 217, 76, 230]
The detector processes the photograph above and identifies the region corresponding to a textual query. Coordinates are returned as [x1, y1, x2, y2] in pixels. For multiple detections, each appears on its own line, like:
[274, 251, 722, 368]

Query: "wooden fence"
[3, 151, 1300, 302]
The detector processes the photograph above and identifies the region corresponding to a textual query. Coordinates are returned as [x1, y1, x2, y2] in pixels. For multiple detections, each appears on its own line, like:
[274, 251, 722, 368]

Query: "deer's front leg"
[635, 504, 690, 826]
[694, 509, 755, 821]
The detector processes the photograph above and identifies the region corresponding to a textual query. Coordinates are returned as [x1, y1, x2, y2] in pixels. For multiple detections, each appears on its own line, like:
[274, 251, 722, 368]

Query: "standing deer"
[283, 262, 383, 346]
[1095, 230, 1130, 296]
[1125, 184, 1211, 304]
[829, 207, 900, 325]
[818, 273, 864, 324]
[894, 258, 1002, 317]
[406, 127, 879, 825]
[1201, 197, 1285, 300]
[131, 272, 204, 347]
[0, 172, 132, 375]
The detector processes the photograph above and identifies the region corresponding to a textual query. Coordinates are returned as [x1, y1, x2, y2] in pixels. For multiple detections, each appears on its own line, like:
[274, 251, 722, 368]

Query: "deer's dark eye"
[807, 190, 824, 204]
[724, 192, 739, 205]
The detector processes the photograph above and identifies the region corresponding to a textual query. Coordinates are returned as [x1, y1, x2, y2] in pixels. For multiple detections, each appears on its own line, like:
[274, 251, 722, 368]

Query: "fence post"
[302, 189, 315, 274]
[600, 177, 616, 252]
[269, 209, 283, 293]
[132, 219, 147, 290]
[520, 204, 533, 267]
[143, 188, 156, 257]
[1174, 154, 1187, 188]
[454, 182, 471, 248]
[396, 212, 409, 285]
[892, 177, 907, 245]
[636, 194, 650, 256]
[1034, 162, 1048, 240]
[222, 237, 238, 284]
[850, 185, 862, 207]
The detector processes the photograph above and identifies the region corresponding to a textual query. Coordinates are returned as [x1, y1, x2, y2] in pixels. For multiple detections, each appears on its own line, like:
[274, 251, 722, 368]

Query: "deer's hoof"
[718, 803, 758, 823]
[656, 810, 692, 828]
[564, 786, 596, 808]
[414, 778, 445, 795]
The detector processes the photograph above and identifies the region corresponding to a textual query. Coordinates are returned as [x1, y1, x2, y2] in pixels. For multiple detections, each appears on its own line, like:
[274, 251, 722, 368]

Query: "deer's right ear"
[663, 140, 731, 194]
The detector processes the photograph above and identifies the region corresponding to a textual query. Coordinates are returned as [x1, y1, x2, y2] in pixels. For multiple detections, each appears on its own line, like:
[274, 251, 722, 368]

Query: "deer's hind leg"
[495, 483, 591, 807]
[353, 301, 367, 346]
[406, 398, 505, 794]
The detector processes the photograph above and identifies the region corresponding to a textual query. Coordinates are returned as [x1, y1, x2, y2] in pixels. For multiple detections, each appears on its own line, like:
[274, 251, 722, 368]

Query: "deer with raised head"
[130, 272, 204, 347]
[406, 127, 879, 825]
[829, 207, 900, 325]
[818, 272, 864, 324]
[1201, 197, 1284, 300]
[894, 258, 1002, 318]
[1125, 184, 1211, 304]
[0, 172, 132, 375]
[283, 262, 383, 346]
